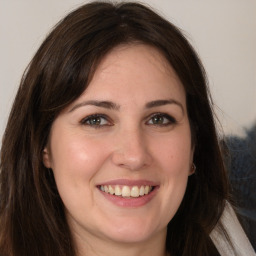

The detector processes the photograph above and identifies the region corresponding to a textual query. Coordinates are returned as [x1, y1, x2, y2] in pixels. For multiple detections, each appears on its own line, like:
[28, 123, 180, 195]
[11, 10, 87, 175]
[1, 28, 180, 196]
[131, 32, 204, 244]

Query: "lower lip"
[99, 187, 159, 207]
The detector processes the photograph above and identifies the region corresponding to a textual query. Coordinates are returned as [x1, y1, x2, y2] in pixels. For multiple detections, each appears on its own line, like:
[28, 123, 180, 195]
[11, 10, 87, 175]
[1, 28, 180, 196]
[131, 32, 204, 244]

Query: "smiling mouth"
[98, 185, 155, 198]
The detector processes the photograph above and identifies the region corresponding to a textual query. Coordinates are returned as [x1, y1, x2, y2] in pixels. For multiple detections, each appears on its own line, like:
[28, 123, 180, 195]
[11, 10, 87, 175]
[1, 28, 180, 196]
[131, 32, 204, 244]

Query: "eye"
[80, 114, 112, 127]
[146, 113, 176, 126]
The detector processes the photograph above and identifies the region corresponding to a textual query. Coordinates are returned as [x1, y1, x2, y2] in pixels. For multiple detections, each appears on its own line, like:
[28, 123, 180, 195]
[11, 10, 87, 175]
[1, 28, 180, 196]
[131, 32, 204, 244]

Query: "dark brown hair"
[0, 1, 230, 255]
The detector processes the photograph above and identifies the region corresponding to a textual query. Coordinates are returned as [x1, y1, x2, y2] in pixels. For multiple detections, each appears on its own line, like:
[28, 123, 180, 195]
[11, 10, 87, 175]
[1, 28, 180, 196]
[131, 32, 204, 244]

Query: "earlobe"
[42, 148, 51, 168]
[189, 163, 196, 176]
[189, 145, 195, 176]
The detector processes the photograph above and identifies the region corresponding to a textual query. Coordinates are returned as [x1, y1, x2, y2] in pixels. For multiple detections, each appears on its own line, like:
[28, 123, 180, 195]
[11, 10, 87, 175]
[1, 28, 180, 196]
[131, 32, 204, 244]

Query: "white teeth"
[130, 186, 139, 197]
[139, 186, 145, 196]
[122, 186, 131, 197]
[100, 185, 153, 197]
[109, 185, 114, 195]
[115, 185, 122, 196]
[104, 185, 109, 193]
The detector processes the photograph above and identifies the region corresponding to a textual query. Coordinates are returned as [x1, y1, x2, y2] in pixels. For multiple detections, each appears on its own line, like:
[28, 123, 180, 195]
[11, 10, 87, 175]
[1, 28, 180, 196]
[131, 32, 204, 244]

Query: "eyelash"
[80, 114, 112, 128]
[146, 113, 177, 126]
[80, 113, 177, 128]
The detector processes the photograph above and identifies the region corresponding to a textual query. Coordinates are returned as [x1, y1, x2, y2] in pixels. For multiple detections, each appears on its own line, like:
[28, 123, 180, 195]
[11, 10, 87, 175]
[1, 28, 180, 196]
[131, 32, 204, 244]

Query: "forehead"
[97, 44, 173, 77]
[73, 44, 186, 108]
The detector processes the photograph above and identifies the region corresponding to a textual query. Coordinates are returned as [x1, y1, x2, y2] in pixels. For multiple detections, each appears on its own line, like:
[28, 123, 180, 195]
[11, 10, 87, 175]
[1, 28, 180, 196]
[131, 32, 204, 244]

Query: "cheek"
[49, 134, 112, 215]
[49, 133, 110, 187]
[152, 129, 192, 221]
[154, 130, 193, 174]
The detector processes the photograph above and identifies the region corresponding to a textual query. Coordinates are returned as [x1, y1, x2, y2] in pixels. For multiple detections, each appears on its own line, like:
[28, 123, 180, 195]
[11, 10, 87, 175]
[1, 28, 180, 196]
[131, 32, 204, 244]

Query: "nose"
[111, 128, 152, 171]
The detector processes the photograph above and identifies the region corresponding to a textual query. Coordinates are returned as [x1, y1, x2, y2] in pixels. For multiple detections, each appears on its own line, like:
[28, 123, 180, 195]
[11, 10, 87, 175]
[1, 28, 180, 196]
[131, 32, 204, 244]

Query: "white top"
[210, 203, 256, 256]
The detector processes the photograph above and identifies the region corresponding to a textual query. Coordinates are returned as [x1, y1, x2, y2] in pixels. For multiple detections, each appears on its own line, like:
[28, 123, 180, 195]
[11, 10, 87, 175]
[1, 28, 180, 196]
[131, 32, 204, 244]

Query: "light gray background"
[1, 0, 256, 143]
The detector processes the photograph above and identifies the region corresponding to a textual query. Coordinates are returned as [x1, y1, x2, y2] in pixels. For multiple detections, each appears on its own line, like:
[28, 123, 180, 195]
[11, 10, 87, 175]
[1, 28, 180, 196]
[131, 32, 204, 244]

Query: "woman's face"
[43, 44, 194, 247]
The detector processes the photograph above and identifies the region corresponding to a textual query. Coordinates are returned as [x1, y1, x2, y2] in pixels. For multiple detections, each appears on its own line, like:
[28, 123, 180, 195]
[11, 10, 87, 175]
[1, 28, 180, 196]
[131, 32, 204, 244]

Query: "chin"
[98, 216, 164, 244]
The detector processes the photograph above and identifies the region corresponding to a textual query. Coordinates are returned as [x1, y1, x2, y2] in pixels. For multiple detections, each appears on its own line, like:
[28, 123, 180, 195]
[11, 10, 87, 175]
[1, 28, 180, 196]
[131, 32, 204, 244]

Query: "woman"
[0, 1, 253, 256]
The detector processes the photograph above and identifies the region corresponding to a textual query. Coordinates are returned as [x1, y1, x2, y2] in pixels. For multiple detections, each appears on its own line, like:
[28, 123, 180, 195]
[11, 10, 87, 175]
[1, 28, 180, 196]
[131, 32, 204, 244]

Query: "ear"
[188, 145, 195, 176]
[42, 147, 51, 168]
[189, 163, 196, 176]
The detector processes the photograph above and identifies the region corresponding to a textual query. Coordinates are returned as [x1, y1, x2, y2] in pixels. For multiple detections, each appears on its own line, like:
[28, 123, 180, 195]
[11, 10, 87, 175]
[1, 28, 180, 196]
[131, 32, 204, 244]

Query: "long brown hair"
[0, 2, 229, 255]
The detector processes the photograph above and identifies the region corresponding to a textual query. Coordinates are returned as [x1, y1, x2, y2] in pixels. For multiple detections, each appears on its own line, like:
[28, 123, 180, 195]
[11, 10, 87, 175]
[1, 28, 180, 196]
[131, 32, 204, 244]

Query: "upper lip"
[97, 179, 159, 187]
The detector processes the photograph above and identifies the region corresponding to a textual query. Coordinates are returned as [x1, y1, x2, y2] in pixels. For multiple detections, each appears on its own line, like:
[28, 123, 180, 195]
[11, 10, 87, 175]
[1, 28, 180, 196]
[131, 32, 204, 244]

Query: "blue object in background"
[224, 124, 256, 251]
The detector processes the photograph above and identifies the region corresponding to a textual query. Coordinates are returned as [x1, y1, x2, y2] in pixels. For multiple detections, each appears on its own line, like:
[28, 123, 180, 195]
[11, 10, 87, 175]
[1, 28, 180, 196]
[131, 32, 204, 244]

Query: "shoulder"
[210, 202, 256, 256]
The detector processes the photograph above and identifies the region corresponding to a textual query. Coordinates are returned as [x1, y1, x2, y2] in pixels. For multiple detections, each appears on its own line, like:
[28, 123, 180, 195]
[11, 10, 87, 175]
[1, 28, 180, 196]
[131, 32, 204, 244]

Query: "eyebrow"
[145, 99, 184, 113]
[69, 100, 120, 112]
[69, 99, 184, 113]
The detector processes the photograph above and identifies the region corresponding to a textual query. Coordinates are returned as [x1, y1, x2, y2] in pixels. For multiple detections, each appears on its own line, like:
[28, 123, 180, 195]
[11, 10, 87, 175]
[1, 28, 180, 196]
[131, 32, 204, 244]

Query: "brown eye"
[147, 113, 176, 126]
[81, 114, 110, 127]
[88, 116, 103, 125]
[152, 115, 165, 124]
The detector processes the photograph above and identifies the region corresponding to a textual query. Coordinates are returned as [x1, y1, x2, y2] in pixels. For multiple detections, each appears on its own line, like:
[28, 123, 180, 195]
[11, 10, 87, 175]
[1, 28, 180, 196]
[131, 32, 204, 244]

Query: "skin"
[43, 44, 194, 256]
